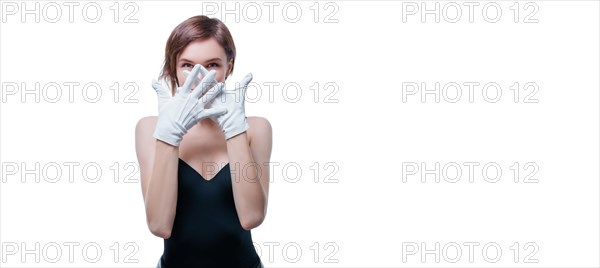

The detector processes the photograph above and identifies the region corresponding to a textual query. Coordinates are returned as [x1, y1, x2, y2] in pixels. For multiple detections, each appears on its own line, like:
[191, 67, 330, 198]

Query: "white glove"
[153, 79, 174, 112]
[152, 64, 227, 146]
[209, 72, 253, 140]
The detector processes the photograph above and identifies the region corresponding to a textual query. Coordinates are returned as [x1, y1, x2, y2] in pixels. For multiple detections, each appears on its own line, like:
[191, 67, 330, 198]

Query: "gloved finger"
[191, 70, 217, 99]
[183, 65, 210, 87]
[152, 79, 171, 97]
[238, 73, 254, 89]
[184, 64, 210, 77]
[152, 79, 168, 93]
[191, 102, 226, 119]
[182, 70, 200, 80]
[180, 64, 204, 94]
[197, 64, 210, 76]
[226, 73, 252, 103]
[152, 79, 162, 90]
[200, 82, 224, 104]
[182, 70, 196, 89]
[182, 67, 199, 81]
[203, 107, 228, 118]
[227, 74, 251, 103]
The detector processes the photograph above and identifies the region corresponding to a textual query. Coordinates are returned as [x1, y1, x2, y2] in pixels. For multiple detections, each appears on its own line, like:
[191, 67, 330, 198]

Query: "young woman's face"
[176, 37, 232, 88]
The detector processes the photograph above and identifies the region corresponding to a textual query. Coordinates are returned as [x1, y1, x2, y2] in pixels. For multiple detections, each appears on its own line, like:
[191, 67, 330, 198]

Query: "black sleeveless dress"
[158, 158, 262, 268]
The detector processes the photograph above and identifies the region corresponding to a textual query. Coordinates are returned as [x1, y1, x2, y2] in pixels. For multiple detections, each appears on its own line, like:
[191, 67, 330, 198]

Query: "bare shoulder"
[247, 116, 272, 137]
[135, 116, 158, 162]
[247, 116, 273, 150]
[135, 116, 158, 133]
[135, 116, 158, 139]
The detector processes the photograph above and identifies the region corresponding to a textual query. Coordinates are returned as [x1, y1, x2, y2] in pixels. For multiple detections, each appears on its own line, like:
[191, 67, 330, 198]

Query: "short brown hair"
[160, 15, 236, 94]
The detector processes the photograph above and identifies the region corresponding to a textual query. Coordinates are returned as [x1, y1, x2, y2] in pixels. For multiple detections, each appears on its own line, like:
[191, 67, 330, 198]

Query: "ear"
[226, 59, 234, 78]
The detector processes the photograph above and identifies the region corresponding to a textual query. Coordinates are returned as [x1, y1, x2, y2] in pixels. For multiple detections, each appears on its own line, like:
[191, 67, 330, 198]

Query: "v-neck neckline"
[178, 158, 230, 182]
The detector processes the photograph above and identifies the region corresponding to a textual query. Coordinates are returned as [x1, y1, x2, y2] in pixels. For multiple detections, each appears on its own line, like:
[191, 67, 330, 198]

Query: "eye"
[181, 63, 194, 68]
[206, 63, 220, 69]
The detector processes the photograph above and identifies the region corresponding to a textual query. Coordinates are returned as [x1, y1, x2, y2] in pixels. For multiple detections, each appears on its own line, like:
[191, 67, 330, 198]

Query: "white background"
[1, 1, 598, 267]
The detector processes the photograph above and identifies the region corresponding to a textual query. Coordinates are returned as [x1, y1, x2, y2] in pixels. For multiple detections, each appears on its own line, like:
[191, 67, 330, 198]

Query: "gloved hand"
[208, 72, 253, 140]
[152, 64, 227, 147]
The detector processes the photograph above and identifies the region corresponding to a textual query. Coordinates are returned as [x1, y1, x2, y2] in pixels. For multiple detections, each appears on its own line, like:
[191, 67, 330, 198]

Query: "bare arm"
[228, 117, 273, 230]
[135, 116, 179, 239]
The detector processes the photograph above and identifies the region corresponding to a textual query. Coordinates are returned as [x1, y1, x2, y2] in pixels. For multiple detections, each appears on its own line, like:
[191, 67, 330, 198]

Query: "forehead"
[178, 38, 226, 62]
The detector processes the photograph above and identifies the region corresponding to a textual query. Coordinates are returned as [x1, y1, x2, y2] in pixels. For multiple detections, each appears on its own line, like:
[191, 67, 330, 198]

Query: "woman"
[135, 15, 272, 268]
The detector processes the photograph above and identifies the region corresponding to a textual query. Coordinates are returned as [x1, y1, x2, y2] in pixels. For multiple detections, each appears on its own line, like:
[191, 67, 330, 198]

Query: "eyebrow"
[179, 57, 221, 64]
